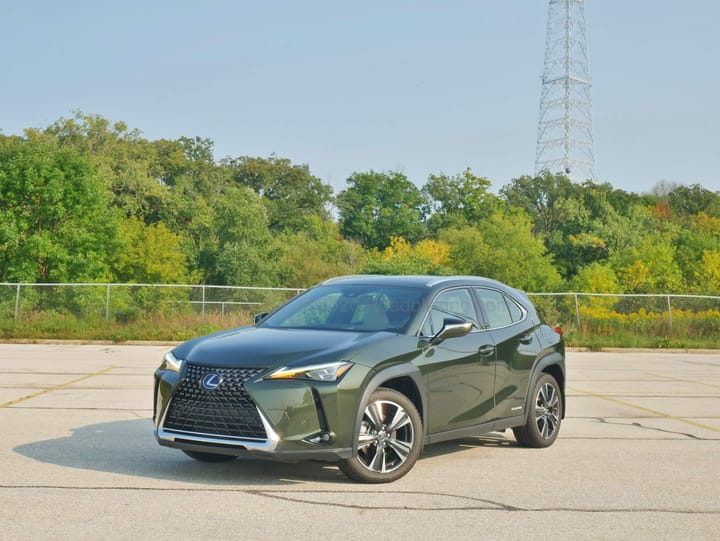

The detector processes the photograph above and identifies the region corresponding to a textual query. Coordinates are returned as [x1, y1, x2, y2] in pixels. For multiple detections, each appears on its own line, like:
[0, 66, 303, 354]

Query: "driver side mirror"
[253, 312, 270, 325]
[430, 317, 473, 345]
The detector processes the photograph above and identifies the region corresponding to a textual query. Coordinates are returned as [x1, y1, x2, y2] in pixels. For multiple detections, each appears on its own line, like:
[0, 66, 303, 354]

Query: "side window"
[506, 297, 525, 323]
[421, 288, 478, 336]
[475, 288, 514, 329]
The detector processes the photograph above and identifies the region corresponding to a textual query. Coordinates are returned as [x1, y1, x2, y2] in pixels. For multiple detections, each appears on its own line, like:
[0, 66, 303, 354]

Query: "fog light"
[305, 432, 333, 444]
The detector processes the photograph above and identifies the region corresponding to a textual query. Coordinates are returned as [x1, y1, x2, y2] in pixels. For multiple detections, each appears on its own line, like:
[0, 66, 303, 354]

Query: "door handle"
[478, 344, 495, 356]
[519, 333, 534, 345]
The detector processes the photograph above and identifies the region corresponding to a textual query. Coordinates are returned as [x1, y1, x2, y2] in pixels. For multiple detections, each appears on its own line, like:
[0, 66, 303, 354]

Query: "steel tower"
[535, 0, 597, 182]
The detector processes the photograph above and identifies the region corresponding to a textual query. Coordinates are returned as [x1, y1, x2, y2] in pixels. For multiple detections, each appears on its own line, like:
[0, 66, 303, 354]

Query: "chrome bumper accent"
[157, 406, 280, 452]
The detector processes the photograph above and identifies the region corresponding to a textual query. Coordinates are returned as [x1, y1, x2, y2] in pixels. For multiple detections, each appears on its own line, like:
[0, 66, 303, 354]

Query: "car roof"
[320, 275, 535, 315]
[322, 274, 514, 290]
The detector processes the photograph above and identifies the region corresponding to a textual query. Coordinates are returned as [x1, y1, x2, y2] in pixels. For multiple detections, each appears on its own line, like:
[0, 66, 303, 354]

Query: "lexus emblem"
[200, 372, 223, 390]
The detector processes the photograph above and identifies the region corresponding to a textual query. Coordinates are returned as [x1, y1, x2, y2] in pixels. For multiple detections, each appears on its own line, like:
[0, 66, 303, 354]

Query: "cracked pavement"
[0, 345, 718, 539]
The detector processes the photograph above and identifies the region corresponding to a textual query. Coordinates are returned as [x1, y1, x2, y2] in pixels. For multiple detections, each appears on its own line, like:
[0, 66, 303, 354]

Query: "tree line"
[1, 112, 718, 295]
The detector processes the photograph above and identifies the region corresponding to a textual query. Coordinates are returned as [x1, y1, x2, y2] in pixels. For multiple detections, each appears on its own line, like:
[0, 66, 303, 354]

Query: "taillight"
[553, 326, 563, 336]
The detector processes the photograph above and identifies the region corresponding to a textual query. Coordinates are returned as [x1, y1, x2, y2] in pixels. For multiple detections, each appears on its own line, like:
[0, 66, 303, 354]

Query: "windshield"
[260, 284, 425, 332]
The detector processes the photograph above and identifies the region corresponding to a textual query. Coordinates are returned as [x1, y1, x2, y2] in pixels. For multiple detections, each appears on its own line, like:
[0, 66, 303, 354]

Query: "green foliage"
[440, 211, 562, 291]
[278, 220, 366, 287]
[111, 218, 194, 284]
[224, 155, 333, 232]
[337, 170, 428, 249]
[210, 185, 284, 286]
[1, 111, 718, 327]
[666, 183, 720, 218]
[423, 168, 499, 232]
[0, 134, 119, 282]
[362, 237, 454, 276]
[42, 112, 169, 222]
[571, 262, 621, 294]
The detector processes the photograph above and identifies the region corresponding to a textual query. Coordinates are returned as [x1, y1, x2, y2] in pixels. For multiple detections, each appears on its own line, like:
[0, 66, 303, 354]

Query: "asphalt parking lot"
[0, 344, 718, 540]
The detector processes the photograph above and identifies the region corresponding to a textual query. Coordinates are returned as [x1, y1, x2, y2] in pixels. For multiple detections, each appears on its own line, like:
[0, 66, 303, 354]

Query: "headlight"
[265, 361, 353, 382]
[160, 351, 184, 373]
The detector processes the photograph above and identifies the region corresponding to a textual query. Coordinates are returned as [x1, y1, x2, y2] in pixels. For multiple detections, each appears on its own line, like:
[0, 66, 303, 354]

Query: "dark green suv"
[154, 275, 565, 483]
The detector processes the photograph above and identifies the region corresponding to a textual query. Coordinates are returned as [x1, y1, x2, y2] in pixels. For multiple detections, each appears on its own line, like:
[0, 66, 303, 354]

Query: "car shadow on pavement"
[13, 418, 346, 486]
[420, 433, 517, 459]
[14, 418, 521, 486]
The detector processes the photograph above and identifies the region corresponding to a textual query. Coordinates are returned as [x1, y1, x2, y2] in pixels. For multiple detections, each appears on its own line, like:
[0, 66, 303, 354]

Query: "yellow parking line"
[645, 372, 720, 389]
[568, 385, 720, 433]
[0, 366, 116, 409]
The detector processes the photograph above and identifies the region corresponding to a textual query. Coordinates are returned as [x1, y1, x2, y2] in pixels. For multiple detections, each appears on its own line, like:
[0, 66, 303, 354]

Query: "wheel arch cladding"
[352, 364, 427, 454]
[378, 375, 424, 426]
[541, 363, 565, 419]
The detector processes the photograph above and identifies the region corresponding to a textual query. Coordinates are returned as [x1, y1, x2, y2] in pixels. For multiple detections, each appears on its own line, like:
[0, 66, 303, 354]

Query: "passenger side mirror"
[430, 317, 473, 345]
[253, 312, 270, 325]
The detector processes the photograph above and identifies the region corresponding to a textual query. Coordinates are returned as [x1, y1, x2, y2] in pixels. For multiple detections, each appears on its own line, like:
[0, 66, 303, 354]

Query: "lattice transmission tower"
[535, 0, 597, 182]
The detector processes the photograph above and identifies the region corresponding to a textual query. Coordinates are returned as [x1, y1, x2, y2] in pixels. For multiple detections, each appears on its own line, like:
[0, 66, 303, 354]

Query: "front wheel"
[339, 388, 423, 483]
[513, 373, 563, 448]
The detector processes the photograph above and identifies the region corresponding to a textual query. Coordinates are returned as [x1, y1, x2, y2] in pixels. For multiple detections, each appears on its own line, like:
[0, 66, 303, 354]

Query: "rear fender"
[523, 353, 566, 422]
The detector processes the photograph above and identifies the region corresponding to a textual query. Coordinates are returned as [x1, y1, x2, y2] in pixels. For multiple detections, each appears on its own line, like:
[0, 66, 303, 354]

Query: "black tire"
[513, 373, 563, 448]
[339, 388, 423, 483]
[182, 450, 238, 463]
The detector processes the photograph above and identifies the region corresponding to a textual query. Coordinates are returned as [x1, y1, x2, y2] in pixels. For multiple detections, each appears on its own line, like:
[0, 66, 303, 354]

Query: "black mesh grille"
[163, 364, 268, 440]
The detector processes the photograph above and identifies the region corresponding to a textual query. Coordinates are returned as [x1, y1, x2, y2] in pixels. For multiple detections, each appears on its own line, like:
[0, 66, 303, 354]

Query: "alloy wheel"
[356, 399, 415, 473]
[535, 382, 560, 440]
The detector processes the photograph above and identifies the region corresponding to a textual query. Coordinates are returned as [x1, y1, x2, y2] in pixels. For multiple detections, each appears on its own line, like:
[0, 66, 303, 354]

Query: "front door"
[418, 288, 497, 433]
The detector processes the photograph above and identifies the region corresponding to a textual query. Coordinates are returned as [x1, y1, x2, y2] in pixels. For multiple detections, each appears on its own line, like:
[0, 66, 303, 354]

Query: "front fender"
[350, 363, 427, 456]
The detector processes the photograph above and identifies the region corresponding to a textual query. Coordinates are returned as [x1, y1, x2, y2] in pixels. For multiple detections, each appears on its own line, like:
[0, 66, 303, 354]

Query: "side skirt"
[425, 415, 525, 445]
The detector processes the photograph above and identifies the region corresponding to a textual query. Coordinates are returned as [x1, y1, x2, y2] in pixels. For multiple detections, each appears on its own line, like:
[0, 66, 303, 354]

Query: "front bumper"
[153, 362, 358, 462]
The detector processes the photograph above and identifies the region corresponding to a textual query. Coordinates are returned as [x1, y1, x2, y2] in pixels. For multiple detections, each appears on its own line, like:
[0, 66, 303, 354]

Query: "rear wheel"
[339, 388, 423, 483]
[182, 450, 238, 463]
[513, 373, 562, 448]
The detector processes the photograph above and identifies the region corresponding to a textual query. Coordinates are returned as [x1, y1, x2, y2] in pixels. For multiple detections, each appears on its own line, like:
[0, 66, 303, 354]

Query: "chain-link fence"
[1, 283, 718, 343]
[527, 292, 720, 344]
[0, 283, 304, 322]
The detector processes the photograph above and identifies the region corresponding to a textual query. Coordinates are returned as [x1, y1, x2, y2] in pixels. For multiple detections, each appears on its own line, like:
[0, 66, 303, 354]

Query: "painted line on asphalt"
[567, 385, 720, 433]
[0, 366, 116, 409]
[645, 372, 720, 389]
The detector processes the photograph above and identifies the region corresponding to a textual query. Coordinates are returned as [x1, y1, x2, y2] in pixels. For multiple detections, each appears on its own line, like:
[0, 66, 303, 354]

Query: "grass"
[0, 310, 253, 342]
[561, 327, 720, 350]
[0, 310, 718, 349]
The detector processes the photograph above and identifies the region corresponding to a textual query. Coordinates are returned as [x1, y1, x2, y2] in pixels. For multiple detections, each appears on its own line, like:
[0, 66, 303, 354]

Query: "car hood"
[172, 326, 398, 369]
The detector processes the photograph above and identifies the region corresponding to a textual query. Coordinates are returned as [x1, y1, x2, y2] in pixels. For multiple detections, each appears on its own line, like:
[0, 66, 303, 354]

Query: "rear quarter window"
[475, 288, 524, 329]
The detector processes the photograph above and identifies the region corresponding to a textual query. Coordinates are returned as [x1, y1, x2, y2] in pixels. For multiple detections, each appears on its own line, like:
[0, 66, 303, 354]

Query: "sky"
[2, 0, 719, 196]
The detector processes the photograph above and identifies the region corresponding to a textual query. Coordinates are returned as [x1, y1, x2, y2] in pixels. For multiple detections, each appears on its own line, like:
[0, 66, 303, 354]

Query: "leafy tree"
[41, 112, 169, 223]
[569, 203, 654, 260]
[499, 171, 578, 236]
[278, 219, 367, 287]
[210, 185, 284, 286]
[690, 212, 720, 235]
[440, 211, 562, 291]
[337, 170, 428, 249]
[571, 262, 621, 293]
[612, 234, 684, 293]
[667, 184, 720, 218]
[693, 250, 720, 295]
[362, 237, 453, 275]
[570, 262, 622, 310]
[0, 135, 118, 282]
[111, 218, 194, 283]
[224, 155, 333, 232]
[423, 168, 499, 232]
[672, 218, 720, 291]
